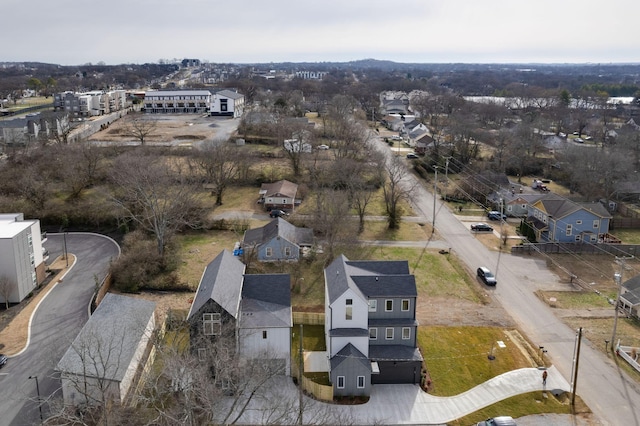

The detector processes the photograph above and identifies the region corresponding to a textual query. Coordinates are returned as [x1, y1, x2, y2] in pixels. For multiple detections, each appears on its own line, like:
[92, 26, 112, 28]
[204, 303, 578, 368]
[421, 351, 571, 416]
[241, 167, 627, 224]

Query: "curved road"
[0, 233, 119, 425]
[384, 139, 640, 425]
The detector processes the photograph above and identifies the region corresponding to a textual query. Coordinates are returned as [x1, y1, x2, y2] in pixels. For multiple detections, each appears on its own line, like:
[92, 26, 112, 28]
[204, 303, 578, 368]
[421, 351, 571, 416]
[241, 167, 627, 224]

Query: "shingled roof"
[187, 250, 246, 321]
[243, 218, 313, 247]
[260, 180, 298, 199]
[325, 255, 415, 304]
[240, 274, 292, 329]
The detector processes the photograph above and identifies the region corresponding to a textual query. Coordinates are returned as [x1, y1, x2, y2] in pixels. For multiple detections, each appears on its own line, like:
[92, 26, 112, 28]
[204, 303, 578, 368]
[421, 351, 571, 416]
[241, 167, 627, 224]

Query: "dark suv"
[477, 267, 497, 286]
[269, 209, 288, 218]
[0, 354, 7, 368]
[471, 223, 493, 232]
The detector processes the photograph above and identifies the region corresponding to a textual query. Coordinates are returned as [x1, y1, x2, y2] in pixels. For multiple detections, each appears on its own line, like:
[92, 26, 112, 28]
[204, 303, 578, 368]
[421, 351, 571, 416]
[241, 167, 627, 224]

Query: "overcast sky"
[4, 0, 639, 65]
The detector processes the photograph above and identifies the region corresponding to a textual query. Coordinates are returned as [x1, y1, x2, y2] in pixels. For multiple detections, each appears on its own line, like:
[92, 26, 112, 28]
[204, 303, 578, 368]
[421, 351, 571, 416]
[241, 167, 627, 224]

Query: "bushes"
[110, 230, 185, 292]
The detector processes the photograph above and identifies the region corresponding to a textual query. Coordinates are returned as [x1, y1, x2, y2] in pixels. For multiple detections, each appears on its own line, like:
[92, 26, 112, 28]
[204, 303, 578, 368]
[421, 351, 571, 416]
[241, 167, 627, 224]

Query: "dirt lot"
[88, 113, 228, 145]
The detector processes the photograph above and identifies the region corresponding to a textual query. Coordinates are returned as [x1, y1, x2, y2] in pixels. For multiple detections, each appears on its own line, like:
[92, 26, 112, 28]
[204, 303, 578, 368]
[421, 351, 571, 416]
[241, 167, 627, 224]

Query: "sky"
[4, 0, 640, 65]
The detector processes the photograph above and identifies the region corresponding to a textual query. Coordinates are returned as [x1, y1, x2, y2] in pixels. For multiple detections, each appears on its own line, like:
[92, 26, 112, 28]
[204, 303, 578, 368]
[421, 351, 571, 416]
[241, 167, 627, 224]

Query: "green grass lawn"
[612, 228, 640, 244]
[537, 290, 616, 309]
[419, 326, 578, 424]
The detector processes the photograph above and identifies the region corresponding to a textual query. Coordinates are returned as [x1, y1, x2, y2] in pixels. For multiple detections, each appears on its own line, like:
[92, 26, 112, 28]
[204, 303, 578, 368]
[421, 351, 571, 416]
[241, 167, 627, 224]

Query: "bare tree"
[313, 189, 353, 261]
[383, 156, 414, 229]
[0, 275, 13, 309]
[53, 143, 104, 200]
[124, 113, 158, 145]
[192, 140, 241, 205]
[109, 150, 201, 257]
[47, 113, 77, 145]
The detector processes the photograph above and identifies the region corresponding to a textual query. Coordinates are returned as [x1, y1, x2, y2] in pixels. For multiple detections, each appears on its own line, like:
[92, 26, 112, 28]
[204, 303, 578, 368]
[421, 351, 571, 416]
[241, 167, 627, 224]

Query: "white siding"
[239, 327, 291, 375]
[331, 289, 367, 330]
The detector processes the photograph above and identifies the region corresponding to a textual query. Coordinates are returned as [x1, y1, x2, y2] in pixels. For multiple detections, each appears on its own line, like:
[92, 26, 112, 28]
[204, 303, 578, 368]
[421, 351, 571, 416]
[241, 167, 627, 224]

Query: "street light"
[28, 375, 44, 424]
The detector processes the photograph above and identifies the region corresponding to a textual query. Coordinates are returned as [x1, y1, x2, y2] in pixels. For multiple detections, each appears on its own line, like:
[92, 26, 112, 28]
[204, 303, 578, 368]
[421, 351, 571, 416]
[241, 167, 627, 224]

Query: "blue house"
[242, 218, 313, 262]
[526, 194, 612, 243]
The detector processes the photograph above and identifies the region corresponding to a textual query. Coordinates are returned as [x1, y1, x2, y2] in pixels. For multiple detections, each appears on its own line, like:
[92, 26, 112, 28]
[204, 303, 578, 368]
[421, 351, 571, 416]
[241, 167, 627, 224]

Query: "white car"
[317, 144, 330, 150]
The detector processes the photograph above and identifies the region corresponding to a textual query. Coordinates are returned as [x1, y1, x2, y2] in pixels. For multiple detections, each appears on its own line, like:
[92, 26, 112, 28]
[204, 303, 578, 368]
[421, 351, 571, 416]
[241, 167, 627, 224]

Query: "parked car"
[477, 267, 497, 286]
[575, 138, 584, 143]
[406, 153, 419, 159]
[487, 211, 507, 221]
[269, 209, 289, 218]
[476, 416, 516, 426]
[471, 223, 493, 232]
[0, 354, 7, 368]
[317, 144, 330, 150]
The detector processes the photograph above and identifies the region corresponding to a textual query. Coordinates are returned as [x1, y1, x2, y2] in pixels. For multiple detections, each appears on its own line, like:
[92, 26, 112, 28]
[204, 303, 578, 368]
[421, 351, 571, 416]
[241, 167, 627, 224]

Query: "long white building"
[0, 213, 47, 304]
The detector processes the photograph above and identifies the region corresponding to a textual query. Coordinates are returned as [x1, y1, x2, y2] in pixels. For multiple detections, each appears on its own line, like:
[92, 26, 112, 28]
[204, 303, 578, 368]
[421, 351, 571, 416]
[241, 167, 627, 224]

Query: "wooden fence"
[291, 355, 333, 402]
[293, 311, 325, 325]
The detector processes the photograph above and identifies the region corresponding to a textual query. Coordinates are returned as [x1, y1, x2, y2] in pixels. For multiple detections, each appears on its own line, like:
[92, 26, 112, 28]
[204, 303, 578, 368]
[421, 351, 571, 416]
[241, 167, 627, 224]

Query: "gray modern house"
[324, 255, 422, 397]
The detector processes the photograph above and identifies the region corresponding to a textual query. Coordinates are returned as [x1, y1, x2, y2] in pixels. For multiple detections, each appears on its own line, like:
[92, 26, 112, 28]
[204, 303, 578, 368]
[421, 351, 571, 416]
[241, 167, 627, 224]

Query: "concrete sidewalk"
[237, 366, 571, 425]
[347, 366, 569, 425]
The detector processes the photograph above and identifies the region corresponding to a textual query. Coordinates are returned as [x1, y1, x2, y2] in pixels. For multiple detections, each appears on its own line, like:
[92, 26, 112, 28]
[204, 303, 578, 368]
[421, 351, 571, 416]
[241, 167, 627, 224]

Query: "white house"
[0, 213, 47, 304]
[210, 89, 245, 118]
[56, 293, 157, 406]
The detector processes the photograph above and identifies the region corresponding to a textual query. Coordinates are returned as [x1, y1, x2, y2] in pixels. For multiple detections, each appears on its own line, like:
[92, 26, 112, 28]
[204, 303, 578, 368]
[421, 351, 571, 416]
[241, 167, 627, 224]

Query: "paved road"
[382, 139, 640, 425]
[0, 233, 119, 425]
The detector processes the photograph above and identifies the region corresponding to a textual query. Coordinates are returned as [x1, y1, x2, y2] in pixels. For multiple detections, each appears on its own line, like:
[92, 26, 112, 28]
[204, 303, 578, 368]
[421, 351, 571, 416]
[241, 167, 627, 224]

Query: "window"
[590, 235, 597, 242]
[284, 247, 291, 256]
[265, 247, 272, 257]
[337, 376, 345, 389]
[402, 327, 411, 340]
[576, 220, 582, 225]
[566, 224, 572, 236]
[386, 327, 394, 340]
[385, 300, 393, 312]
[203, 313, 221, 335]
[262, 330, 268, 339]
[357, 376, 365, 388]
[575, 235, 581, 242]
[346, 299, 353, 320]
[593, 220, 599, 229]
[401, 299, 410, 311]
[368, 300, 377, 312]
[198, 348, 207, 361]
[369, 328, 377, 340]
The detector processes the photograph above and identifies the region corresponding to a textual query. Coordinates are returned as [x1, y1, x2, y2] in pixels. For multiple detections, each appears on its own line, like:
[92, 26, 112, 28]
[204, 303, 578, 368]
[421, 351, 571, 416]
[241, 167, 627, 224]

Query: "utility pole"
[444, 156, 452, 186]
[432, 166, 438, 234]
[298, 323, 304, 426]
[611, 255, 633, 351]
[571, 327, 583, 406]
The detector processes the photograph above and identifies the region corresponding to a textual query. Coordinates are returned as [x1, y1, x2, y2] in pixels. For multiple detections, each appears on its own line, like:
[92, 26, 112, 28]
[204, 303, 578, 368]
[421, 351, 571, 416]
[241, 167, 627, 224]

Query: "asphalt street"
[390, 140, 640, 425]
[0, 233, 119, 426]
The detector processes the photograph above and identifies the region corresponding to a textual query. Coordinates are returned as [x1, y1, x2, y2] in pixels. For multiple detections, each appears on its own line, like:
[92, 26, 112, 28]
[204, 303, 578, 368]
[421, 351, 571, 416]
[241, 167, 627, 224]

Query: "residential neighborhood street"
[387, 139, 640, 425]
[0, 233, 119, 425]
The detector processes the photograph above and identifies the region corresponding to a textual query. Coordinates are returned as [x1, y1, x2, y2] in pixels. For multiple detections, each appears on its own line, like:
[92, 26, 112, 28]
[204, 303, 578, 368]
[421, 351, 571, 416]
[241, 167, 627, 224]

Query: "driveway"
[0, 233, 119, 425]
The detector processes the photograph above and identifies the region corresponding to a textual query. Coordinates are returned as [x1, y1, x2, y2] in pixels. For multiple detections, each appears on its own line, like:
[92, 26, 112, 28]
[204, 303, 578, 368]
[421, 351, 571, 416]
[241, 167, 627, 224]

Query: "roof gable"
[243, 218, 313, 247]
[241, 274, 292, 328]
[330, 343, 370, 370]
[260, 180, 298, 198]
[188, 250, 245, 320]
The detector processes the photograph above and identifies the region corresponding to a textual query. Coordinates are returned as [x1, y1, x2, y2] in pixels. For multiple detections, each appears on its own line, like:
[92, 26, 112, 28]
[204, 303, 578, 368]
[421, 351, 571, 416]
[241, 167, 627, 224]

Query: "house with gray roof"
[187, 250, 292, 374]
[56, 293, 156, 406]
[324, 255, 422, 397]
[210, 89, 245, 118]
[242, 218, 313, 262]
[526, 194, 612, 243]
[620, 275, 640, 320]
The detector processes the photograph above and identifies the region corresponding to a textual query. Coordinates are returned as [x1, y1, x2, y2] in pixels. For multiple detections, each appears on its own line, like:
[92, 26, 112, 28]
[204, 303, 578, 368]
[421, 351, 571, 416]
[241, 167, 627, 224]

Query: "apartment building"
[53, 90, 127, 117]
[0, 213, 47, 304]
